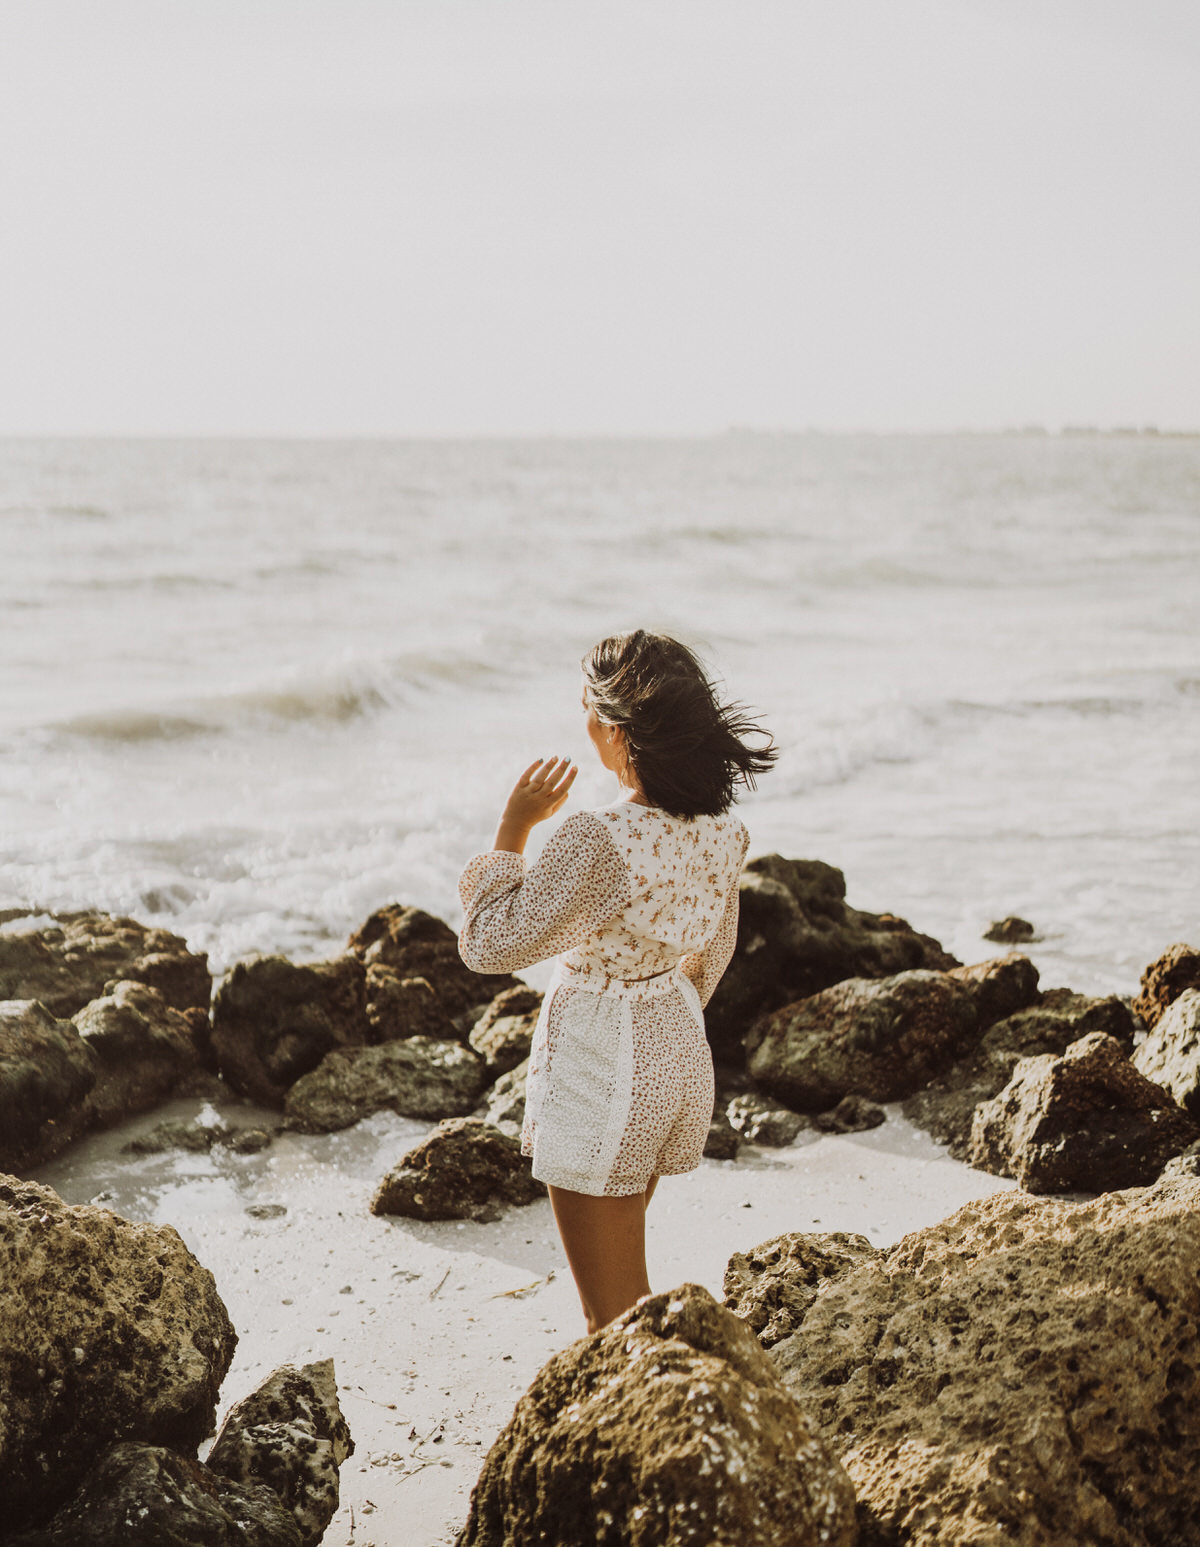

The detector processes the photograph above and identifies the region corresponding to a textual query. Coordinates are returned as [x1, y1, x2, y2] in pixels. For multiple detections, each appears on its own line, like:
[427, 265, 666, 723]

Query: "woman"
[458, 630, 775, 1333]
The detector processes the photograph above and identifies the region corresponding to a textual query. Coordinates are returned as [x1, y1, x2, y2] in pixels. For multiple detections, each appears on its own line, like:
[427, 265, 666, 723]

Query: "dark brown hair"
[581, 630, 776, 819]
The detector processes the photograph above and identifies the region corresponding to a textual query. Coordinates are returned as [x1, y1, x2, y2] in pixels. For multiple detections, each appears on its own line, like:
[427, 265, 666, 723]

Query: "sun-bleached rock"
[1132, 988, 1200, 1117]
[468, 984, 541, 1073]
[723, 1230, 877, 1348]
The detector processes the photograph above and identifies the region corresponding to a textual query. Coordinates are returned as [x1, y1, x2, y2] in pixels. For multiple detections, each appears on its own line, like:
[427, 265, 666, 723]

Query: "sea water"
[2, 433, 1197, 998]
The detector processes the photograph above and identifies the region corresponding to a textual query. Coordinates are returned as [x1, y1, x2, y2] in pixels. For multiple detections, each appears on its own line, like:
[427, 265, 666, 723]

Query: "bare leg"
[643, 1173, 660, 1210]
[548, 1185, 653, 1334]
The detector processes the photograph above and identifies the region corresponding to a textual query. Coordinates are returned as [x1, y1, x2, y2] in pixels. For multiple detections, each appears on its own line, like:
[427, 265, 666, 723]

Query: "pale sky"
[1, 0, 1197, 435]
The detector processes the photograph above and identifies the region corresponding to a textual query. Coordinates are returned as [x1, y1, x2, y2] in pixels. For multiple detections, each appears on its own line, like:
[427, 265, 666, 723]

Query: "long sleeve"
[680, 826, 750, 1007]
[458, 812, 631, 975]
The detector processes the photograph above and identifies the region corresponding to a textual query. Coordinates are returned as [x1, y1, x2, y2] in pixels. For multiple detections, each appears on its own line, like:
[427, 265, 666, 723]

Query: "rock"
[122, 1117, 275, 1157]
[1132, 941, 1200, 1029]
[73, 980, 202, 1126]
[478, 1057, 528, 1132]
[903, 988, 1135, 1158]
[0, 1000, 97, 1170]
[0, 911, 210, 1018]
[6, 1440, 303, 1546]
[211, 954, 370, 1106]
[283, 1036, 490, 1132]
[746, 957, 1039, 1113]
[364, 966, 457, 1042]
[1132, 989, 1200, 1115]
[726, 1092, 807, 1146]
[371, 1118, 544, 1222]
[0, 1175, 237, 1534]
[703, 855, 959, 1062]
[1160, 1138, 1200, 1180]
[983, 915, 1036, 943]
[812, 1093, 886, 1133]
[468, 985, 542, 1073]
[457, 1282, 857, 1547]
[768, 1174, 1200, 1547]
[704, 1108, 741, 1159]
[347, 905, 519, 1025]
[970, 1031, 1199, 1193]
[207, 1359, 353, 1547]
[180, 1004, 218, 1071]
[723, 1230, 877, 1347]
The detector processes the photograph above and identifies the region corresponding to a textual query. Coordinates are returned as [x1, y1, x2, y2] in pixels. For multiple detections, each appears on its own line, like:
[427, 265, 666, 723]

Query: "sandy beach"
[36, 1091, 1017, 1546]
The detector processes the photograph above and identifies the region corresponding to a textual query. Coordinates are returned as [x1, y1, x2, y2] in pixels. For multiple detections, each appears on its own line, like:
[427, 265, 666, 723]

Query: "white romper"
[458, 800, 749, 1197]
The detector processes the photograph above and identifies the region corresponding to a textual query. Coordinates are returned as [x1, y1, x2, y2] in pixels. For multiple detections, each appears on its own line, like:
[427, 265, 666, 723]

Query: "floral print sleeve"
[679, 825, 749, 1007]
[458, 812, 632, 975]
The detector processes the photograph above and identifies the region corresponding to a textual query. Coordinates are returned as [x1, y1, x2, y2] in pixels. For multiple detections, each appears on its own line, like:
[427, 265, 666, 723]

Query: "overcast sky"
[1, 1, 1197, 436]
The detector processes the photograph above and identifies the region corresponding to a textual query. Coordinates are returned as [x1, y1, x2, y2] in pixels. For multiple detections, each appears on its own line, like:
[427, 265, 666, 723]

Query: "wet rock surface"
[723, 1230, 877, 1348]
[1132, 941, 1200, 1030]
[903, 988, 1135, 1158]
[122, 1115, 275, 1156]
[364, 966, 457, 1042]
[766, 1175, 1200, 1547]
[457, 1282, 857, 1547]
[0, 1175, 237, 1534]
[1132, 988, 1200, 1116]
[0, 999, 97, 1169]
[74, 980, 203, 1126]
[726, 1091, 807, 1146]
[347, 905, 519, 1025]
[468, 985, 542, 1073]
[371, 1117, 544, 1222]
[0, 911, 211, 1018]
[211, 954, 370, 1107]
[970, 1031, 1199, 1193]
[283, 1036, 490, 1132]
[704, 855, 959, 1061]
[207, 1358, 353, 1547]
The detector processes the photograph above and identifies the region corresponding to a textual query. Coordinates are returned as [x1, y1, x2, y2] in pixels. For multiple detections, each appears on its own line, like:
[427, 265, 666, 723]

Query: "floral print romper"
[458, 800, 749, 1197]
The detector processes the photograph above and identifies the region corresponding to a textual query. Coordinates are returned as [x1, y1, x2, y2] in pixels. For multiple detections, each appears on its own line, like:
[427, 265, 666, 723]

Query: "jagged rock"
[6, 1441, 303, 1547]
[0, 1176, 237, 1534]
[74, 980, 202, 1126]
[347, 905, 519, 1025]
[468, 985, 542, 1073]
[283, 1036, 490, 1132]
[0, 1000, 97, 1169]
[457, 1282, 857, 1547]
[371, 1118, 544, 1222]
[1133, 942, 1200, 1029]
[746, 956, 1039, 1112]
[726, 1092, 807, 1146]
[364, 966, 457, 1042]
[983, 915, 1036, 943]
[180, 1005, 218, 1072]
[970, 1031, 1199, 1193]
[211, 954, 369, 1107]
[768, 1174, 1200, 1547]
[1132, 989, 1200, 1115]
[723, 1230, 877, 1347]
[478, 1057, 528, 1133]
[812, 1093, 886, 1133]
[1161, 1138, 1200, 1180]
[207, 1359, 353, 1547]
[704, 1108, 741, 1159]
[0, 911, 210, 1018]
[703, 855, 958, 1062]
[903, 988, 1135, 1158]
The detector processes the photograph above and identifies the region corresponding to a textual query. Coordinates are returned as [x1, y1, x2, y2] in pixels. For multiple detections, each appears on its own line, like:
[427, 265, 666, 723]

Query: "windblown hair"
[581, 630, 776, 820]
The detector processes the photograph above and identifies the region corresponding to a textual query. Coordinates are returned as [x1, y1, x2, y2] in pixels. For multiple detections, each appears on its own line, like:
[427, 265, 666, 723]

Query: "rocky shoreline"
[3, 854, 1199, 1543]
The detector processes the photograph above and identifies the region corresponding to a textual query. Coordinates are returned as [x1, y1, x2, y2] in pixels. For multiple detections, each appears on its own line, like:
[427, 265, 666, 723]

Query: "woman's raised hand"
[493, 757, 577, 854]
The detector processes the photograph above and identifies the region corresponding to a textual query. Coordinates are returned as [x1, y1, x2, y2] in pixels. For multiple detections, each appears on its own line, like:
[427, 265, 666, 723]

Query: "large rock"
[1132, 941, 1200, 1029]
[767, 1174, 1200, 1547]
[0, 1175, 237, 1534]
[723, 1230, 877, 1348]
[364, 965, 456, 1042]
[283, 1036, 490, 1132]
[6, 1441, 303, 1546]
[704, 855, 959, 1061]
[347, 905, 519, 1026]
[903, 988, 1135, 1159]
[1132, 988, 1200, 1116]
[477, 1056, 528, 1134]
[970, 1031, 1199, 1193]
[0, 1000, 97, 1169]
[726, 1092, 807, 1146]
[745, 956, 1039, 1112]
[73, 980, 203, 1126]
[371, 1118, 544, 1222]
[468, 985, 542, 1073]
[0, 911, 210, 1018]
[211, 954, 369, 1106]
[457, 1282, 857, 1547]
[207, 1359, 353, 1547]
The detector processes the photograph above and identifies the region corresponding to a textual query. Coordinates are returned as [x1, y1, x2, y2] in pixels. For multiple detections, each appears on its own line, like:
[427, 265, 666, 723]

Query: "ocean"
[2, 433, 1197, 1001]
